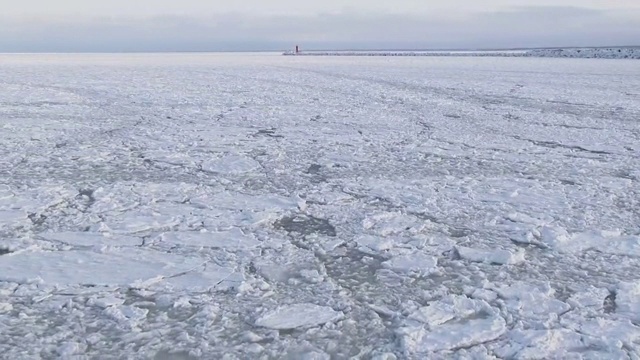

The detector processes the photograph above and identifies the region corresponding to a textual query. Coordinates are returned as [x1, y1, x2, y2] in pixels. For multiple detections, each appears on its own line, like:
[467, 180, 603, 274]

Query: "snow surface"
[1, 53, 639, 358]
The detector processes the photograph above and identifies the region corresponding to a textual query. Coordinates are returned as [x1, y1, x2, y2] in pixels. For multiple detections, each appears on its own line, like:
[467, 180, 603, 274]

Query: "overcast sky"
[1, 0, 639, 52]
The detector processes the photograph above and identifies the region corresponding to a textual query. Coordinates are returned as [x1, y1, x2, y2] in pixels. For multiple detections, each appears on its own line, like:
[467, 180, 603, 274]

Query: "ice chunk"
[616, 281, 640, 322]
[191, 192, 297, 212]
[371, 353, 397, 360]
[255, 304, 343, 330]
[320, 238, 345, 252]
[0, 248, 236, 290]
[362, 212, 429, 236]
[284, 348, 331, 360]
[143, 151, 195, 167]
[88, 296, 125, 309]
[471, 289, 498, 302]
[104, 305, 149, 326]
[57, 342, 86, 356]
[241, 331, 263, 343]
[158, 228, 260, 250]
[355, 235, 396, 253]
[256, 263, 292, 283]
[0, 186, 12, 201]
[538, 227, 640, 256]
[104, 213, 182, 234]
[300, 269, 323, 283]
[401, 316, 506, 353]
[573, 231, 640, 257]
[202, 154, 260, 175]
[538, 226, 573, 249]
[505, 212, 545, 226]
[382, 252, 438, 275]
[408, 295, 485, 326]
[0, 210, 27, 226]
[566, 286, 610, 310]
[571, 318, 640, 350]
[491, 282, 570, 317]
[503, 329, 584, 359]
[163, 267, 243, 292]
[399, 296, 506, 354]
[39, 232, 141, 247]
[455, 246, 525, 265]
[0, 302, 13, 313]
[119, 305, 149, 321]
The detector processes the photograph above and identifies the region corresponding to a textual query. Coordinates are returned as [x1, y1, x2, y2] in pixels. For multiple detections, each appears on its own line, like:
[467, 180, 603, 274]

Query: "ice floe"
[616, 281, 640, 322]
[455, 246, 525, 265]
[536, 227, 640, 256]
[255, 303, 344, 330]
[0, 248, 237, 290]
[382, 253, 438, 275]
[38, 231, 141, 247]
[157, 228, 261, 250]
[399, 295, 506, 354]
[491, 282, 571, 319]
[201, 154, 261, 175]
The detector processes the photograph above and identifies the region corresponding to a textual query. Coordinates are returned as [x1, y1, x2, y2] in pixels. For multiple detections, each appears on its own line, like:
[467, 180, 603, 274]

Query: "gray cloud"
[1, 7, 638, 52]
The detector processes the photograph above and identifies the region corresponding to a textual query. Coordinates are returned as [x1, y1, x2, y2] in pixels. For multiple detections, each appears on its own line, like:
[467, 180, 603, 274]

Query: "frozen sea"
[1, 53, 640, 359]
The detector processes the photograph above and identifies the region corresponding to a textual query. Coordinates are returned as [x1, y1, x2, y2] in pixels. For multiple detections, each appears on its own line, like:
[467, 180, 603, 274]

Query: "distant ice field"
[1, 53, 639, 359]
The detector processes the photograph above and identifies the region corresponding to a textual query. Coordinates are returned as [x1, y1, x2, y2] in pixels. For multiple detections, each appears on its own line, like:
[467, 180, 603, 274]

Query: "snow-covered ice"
[399, 295, 507, 354]
[255, 303, 344, 330]
[0, 248, 236, 290]
[1, 53, 639, 358]
[455, 245, 525, 265]
[616, 281, 640, 322]
[382, 253, 439, 275]
[536, 227, 640, 256]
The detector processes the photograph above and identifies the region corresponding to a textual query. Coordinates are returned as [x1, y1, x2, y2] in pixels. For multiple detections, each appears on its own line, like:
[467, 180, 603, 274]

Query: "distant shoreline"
[282, 47, 640, 59]
[0, 45, 639, 55]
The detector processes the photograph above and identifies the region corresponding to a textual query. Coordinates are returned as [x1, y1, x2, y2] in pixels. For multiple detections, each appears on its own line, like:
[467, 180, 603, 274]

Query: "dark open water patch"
[306, 164, 322, 174]
[275, 215, 337, 237]
[604, 291, 617, 314]
[254, 128, 284, 138]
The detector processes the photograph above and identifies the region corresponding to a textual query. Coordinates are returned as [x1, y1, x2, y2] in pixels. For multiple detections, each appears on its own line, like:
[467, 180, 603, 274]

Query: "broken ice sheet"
[382, 252, 438, 276]
[201, 154, 261, 175]
[490, 282, 570, 318]
[407, 295, 486, 327]
[190, 192, 297, 213]
[362, 212, 430, 236]
[87, 296, 126, 309]
[455, 246, 525, 265]
[0, 248, 237, 290]
[39, 232, 141, 247]
[536, 227, 640, 256]
[103, 305, 149, 328]
[354, 234, 397, 254]
[0, 209, 28, 227]
[255, 303, 344, 330]
[616, 281, 640, 322]
[566, 286, 610, 311]
[399, 295, 506, 354]
[103, 212, 182, 234]
[2, 52, 640, 359]
[498, 329, 585, 359]
[157, 228, 261, 250]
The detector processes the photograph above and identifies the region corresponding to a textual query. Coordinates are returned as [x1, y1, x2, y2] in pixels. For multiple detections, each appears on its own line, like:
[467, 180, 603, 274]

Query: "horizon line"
[1, 45, 639, 55]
